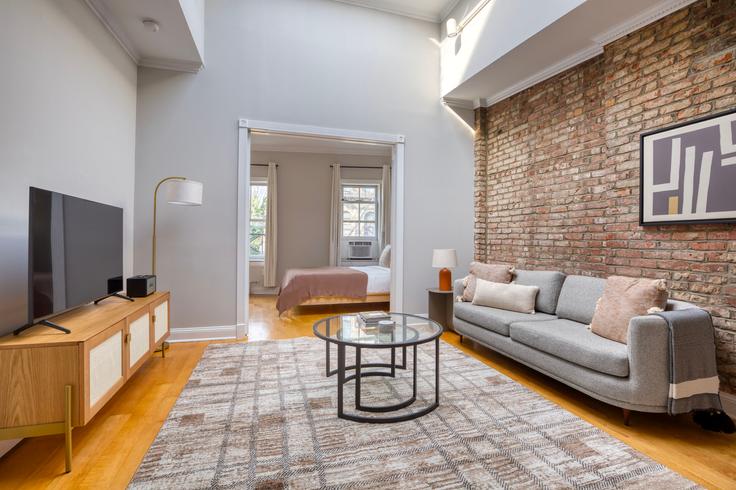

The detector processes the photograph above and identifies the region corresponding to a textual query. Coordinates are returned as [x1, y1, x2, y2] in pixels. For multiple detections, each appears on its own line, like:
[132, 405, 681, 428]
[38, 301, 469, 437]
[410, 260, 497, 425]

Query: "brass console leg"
[156, 341, 170, 358]
[64, 384, 72, 473]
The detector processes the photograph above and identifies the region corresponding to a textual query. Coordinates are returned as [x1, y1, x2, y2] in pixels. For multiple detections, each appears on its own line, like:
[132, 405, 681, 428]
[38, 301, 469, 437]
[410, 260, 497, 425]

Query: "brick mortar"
[475, 0, 736, 392]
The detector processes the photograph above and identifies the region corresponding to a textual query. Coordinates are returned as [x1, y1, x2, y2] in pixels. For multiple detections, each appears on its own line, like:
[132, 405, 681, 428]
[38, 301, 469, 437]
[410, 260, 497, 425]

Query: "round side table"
[428, 288, 455, 332]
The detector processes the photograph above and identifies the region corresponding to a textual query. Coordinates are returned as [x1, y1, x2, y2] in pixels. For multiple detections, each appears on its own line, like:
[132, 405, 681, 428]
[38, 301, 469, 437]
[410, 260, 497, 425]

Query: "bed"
[276, 265, 390, 314]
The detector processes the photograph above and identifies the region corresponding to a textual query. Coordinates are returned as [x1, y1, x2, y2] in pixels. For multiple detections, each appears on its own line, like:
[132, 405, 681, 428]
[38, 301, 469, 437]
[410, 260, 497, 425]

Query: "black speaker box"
[127, 275, 156, 298]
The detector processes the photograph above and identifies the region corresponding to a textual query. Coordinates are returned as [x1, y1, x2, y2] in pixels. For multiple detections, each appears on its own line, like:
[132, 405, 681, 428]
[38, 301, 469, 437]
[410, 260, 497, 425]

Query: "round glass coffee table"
[313, 313, 442, 423]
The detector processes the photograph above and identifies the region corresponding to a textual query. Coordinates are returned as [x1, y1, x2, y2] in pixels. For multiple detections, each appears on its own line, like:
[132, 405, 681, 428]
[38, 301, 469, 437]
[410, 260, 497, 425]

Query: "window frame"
[340, 181, 380, 240]
[249, 180, 268, 261]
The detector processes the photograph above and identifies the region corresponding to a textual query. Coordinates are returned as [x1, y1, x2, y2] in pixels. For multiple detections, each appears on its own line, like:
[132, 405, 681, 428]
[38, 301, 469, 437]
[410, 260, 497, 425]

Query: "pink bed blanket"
[276, 267, 368, 314]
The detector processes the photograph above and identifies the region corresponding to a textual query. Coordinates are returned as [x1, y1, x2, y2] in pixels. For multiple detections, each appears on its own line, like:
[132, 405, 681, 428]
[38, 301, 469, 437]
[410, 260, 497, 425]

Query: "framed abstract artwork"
[640, 108, 736, 225]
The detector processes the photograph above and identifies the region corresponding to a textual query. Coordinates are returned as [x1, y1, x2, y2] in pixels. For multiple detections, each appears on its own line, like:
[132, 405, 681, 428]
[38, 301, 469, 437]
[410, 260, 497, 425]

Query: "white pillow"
[378, 245, 391, 268]
[472, 278, 539, 314]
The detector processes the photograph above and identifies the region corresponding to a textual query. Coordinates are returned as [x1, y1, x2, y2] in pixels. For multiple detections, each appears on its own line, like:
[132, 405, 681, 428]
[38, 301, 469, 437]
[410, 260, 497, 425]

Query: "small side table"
[428, 288, 454, 332]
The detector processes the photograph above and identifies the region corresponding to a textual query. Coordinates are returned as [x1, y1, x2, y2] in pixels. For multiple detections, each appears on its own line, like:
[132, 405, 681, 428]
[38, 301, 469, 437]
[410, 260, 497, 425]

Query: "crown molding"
[330, 0, 442, 23]
[442, 96, 475, 111]
[593, 0, 697, 46]
[84, 0, 140, 63]
[482, 0, 697, 108]
[84, 0, 205, 73]
[139, 57, 203, 73]
[483, 44, 603, 107]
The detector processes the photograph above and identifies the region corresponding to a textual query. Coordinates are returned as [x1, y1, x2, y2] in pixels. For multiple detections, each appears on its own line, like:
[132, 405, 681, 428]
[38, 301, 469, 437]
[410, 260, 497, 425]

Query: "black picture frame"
[639, 106, 736, 226]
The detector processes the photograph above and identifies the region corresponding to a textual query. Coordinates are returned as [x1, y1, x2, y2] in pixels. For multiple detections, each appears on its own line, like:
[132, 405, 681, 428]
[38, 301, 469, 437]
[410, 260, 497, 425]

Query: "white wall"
[179, 0, 206, 62]
[440, 0, 584, 96]
[134, 0, 474, 332]
[251, 152, 385, 285]
[0, 0, 137, 456]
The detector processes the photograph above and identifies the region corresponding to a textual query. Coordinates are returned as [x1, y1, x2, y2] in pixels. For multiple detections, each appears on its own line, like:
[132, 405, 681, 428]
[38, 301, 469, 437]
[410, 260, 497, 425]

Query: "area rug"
[129, 338, 697, 489]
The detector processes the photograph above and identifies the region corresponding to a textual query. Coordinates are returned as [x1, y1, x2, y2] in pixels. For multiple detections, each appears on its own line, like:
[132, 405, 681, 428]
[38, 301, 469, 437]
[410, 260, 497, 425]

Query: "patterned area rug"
[130, 338, 697, 489]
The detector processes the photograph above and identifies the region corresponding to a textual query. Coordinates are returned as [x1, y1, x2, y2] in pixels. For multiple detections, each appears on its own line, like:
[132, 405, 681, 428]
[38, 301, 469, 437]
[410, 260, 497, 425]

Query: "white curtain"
[263, 162, 278, 287]
[381, 164, 391, 249]
[329, 163, 341, 266]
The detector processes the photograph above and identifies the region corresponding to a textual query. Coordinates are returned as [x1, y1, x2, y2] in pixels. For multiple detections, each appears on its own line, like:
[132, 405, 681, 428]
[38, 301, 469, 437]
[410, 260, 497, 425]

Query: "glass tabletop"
[313, 313, 443, 347]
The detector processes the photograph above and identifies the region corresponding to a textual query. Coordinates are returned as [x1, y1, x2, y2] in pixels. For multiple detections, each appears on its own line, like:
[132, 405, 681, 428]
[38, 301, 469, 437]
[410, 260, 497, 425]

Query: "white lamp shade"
[432, 249, 457, 268]
[166, 179, 203, 206]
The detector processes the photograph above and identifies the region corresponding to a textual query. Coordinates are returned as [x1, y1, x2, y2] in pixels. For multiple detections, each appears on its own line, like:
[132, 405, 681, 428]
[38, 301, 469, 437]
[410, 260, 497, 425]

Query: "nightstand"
[428, 288, 454, 332]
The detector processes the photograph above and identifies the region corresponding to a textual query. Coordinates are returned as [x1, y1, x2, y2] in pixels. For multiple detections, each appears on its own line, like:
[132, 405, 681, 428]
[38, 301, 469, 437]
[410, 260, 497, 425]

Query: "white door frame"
[236, 119, 405, 338]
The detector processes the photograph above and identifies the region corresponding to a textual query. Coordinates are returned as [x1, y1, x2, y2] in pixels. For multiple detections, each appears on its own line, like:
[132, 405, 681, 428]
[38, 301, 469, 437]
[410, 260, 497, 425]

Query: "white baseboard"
[168, 324, 239, 343]
[0, 439, 20, 458]
[720, 391, 736, 418]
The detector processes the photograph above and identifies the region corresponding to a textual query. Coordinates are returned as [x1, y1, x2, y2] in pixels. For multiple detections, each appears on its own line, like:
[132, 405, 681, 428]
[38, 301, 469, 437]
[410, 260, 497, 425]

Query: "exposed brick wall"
[474, 0, 736, 392]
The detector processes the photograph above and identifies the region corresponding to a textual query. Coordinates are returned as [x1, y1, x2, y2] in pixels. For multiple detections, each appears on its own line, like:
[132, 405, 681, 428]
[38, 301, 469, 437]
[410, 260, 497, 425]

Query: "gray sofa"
[452, 270, 698, 423]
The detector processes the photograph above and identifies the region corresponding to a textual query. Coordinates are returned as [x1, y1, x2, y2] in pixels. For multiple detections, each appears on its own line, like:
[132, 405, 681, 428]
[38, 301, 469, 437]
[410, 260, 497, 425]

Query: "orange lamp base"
[438, 268, 452, 291]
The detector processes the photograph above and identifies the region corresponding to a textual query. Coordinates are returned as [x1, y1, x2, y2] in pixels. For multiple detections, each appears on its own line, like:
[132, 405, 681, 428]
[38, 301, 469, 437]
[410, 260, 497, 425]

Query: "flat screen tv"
[27, 187, 124, 327]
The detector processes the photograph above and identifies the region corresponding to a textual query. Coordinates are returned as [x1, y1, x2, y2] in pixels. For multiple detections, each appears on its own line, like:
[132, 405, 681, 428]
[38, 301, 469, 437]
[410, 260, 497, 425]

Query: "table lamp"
[432, 249, 457, 291]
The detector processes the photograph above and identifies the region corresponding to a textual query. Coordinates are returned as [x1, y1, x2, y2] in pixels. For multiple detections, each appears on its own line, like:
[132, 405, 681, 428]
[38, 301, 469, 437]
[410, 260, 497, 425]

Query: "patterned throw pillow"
[461, 262, 514, 302]
[590, 276, 668, 344]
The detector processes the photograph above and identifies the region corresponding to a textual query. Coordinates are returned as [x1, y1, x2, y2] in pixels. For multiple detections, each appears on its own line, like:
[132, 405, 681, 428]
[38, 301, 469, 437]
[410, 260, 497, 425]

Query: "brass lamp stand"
[152, 176, 204, 356]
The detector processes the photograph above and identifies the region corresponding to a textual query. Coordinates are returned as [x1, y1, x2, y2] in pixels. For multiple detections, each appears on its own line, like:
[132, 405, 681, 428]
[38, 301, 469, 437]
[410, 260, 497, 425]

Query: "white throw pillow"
[378, 245, 391, 268]
[472, 278, 539, 314]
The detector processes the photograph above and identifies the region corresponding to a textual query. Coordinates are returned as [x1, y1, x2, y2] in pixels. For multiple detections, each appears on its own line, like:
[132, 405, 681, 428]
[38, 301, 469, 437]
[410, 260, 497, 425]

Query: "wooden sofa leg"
[622, 408, 631, 426]
[459, 334, 463, 344]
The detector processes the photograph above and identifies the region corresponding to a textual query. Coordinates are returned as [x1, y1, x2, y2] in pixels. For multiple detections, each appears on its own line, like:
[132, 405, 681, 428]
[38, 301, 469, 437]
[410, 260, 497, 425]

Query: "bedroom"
[247, 132, 394, 335]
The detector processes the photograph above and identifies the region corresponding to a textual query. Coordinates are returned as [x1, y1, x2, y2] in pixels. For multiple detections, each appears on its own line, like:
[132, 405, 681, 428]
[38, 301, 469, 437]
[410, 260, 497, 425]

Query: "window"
[341, 184, 378, 238]
[250, 182, 267, 259]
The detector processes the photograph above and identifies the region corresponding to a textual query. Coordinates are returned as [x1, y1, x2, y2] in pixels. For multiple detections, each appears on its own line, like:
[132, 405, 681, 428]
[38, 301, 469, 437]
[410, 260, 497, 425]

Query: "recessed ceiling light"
[142, 19, 160, 33]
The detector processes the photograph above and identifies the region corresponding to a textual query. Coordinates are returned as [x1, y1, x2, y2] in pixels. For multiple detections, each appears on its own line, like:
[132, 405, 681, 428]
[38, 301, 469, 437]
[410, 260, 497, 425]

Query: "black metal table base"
[326, 338, 440, 423]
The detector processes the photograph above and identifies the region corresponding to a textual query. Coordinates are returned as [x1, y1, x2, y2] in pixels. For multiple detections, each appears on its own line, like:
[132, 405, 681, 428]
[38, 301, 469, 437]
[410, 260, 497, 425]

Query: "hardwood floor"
[1, 295, 734, 489]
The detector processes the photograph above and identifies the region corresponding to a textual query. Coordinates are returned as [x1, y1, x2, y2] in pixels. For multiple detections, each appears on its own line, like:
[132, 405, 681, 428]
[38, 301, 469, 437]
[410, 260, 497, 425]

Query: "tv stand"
[0, 292, 170, 472]
[13, 319, 72, 336]
[94, 292, 134, 304]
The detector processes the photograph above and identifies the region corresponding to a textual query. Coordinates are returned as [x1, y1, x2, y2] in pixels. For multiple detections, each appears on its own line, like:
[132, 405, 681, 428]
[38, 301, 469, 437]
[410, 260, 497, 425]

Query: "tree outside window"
[250, 183, 267, 259]
[341, 184, 377, 238]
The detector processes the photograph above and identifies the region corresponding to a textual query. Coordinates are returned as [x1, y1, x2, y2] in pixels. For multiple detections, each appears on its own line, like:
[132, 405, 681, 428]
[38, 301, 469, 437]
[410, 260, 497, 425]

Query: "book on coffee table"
[358, 311, 391, 323]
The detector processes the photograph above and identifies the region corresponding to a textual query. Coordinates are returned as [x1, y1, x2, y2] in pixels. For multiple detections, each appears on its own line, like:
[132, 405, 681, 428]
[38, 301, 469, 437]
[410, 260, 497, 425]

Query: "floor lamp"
[152, 177, 203, 356]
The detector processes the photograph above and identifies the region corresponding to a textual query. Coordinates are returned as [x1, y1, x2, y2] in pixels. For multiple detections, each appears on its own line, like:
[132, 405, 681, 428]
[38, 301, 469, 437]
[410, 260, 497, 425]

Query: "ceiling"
[84, 0, 204, 72]
[252, 133, 393, 157]
[330, 0, 459, 22]
[445, 0, 697, 106]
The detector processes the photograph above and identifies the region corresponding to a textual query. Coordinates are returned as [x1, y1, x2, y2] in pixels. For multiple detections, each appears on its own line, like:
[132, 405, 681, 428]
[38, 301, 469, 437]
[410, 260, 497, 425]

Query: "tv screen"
[28, 187, 123, 323]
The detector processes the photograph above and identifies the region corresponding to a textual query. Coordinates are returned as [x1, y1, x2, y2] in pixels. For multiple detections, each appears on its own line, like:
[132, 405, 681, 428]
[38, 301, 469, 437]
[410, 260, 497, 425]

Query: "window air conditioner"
[348, 241, 373, 260]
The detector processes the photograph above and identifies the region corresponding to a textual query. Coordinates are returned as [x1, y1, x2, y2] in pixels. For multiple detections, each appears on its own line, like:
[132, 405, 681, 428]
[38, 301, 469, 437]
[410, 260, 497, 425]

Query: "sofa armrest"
[626, 315, 670, 402]
[454, 278, 465, 300]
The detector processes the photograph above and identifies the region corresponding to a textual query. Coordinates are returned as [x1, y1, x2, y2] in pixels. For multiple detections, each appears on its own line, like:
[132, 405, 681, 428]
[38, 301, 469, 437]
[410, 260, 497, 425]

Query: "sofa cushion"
[454, 302, 556, 337]
[510, 319, 629, 377]
[461, 262, 513, 302]
[513, 270, 566, 314]
[555, 275, 606, 324]
[472, 279, 539, 314]
[590, 276, 668, 344]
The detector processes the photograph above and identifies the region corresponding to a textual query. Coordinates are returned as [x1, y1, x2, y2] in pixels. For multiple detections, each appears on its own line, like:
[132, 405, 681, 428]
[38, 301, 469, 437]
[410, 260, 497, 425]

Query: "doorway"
[236, 119, 405, 338]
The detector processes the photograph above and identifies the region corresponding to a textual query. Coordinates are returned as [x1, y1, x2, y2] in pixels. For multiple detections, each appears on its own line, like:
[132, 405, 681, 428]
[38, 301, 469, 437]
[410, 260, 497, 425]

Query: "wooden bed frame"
[299, 293, 390, 306]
